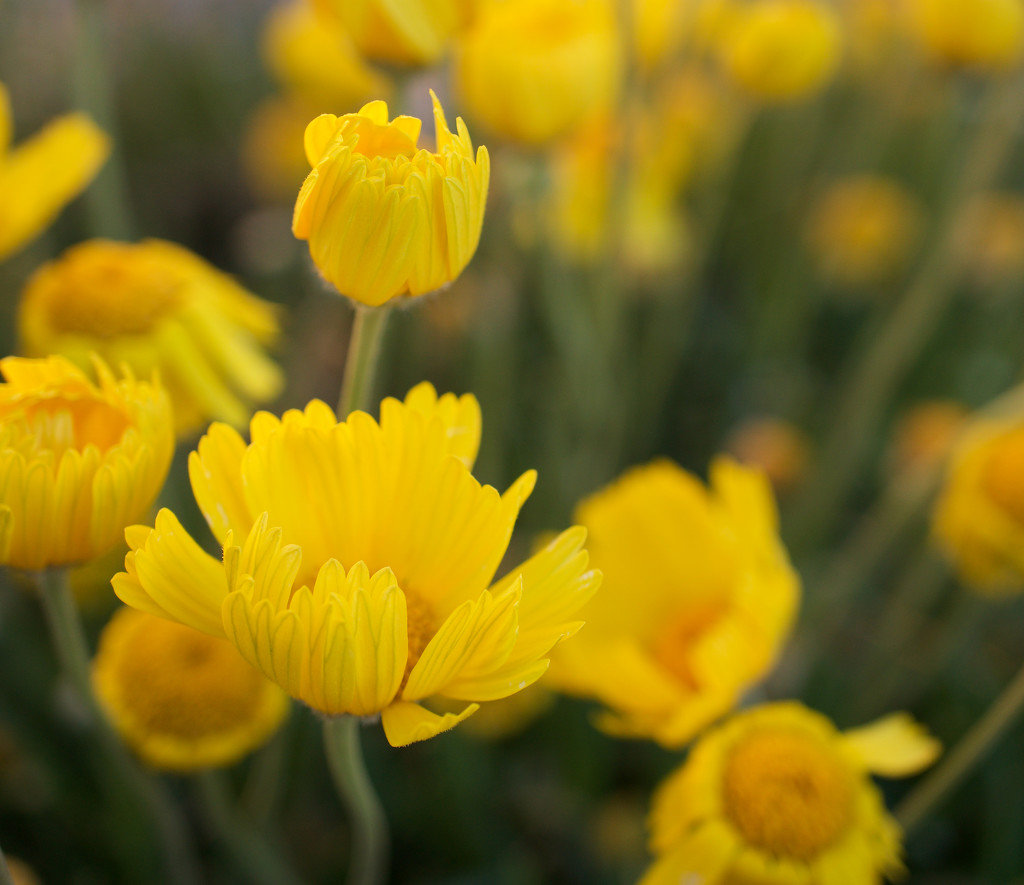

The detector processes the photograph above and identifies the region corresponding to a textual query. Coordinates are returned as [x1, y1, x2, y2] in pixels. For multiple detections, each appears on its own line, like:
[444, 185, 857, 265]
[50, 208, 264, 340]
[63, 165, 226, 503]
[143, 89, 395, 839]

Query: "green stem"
[323, 717, 388, 885]
[194, 770, 304, 885]
[34, 568, 200, 885]
[0, 845, 16, 885]
[337, 306, 391, 418]
[896, 655, 1024, 835]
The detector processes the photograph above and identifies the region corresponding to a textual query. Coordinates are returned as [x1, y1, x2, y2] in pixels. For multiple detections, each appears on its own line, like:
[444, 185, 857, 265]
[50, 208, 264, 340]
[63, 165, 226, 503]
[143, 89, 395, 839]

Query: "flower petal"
[841, 712, 942, 778]
[380, 700, 479, 748]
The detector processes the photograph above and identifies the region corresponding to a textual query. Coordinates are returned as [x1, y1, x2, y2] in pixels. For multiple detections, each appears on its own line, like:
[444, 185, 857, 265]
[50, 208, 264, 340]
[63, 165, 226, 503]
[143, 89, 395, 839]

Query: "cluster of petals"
[0, 356, 173, 571]
[549, 457, 799, 747]
[292, 93, 489, 307]
[0, 83, 109, 263]
[113, 383, 599, 747]
[641, 701, 941, 885]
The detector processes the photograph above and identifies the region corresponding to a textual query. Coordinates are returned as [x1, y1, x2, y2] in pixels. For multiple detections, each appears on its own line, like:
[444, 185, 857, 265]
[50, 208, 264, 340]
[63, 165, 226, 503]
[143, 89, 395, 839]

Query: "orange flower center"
[3, 398, 131, 459]
[723, 729, 854, 860]
[983, 426, 1024, 525]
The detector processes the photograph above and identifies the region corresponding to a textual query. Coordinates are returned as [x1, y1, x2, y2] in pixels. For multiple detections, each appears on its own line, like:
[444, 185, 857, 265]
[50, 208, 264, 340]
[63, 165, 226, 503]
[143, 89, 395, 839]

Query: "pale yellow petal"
[841, 713, 942, 778]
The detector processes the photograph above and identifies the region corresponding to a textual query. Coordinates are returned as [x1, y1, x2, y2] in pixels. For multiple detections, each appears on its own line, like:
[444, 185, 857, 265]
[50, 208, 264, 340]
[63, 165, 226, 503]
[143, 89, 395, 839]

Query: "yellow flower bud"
[909, 0, 1024, 71]
[717, 0, 841, 102]
[293, 92, 490, 306]
[454, 0, 622, 145]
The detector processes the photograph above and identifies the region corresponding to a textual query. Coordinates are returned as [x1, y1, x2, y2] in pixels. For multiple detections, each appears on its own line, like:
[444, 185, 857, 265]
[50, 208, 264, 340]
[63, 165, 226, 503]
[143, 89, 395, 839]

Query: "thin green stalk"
[194, 770, 305, 885]
[896, 656, 1024, 835]
[34, 568, 200, 885]
[0, 845, 16, 885]
[323, 716, 388, 885]
[786, 76, 1024, 549]
[241, 725, 290, 828]
[337, 305, 391, 418]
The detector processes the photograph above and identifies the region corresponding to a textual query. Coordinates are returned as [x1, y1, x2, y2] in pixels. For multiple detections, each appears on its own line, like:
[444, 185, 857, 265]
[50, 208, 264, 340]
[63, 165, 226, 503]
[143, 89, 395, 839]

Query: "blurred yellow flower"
[93, 607, 289, 771]
[243, 96, 323, 203]
[889, 399, 967, 475]
[717, 0, 841, 102]
[548, 458, 799, 747]
[0, 83, 109, 262]
[311, 0, 476, 66]
[641, 702, 940, 885]
[909, 0, 1024, 71]
[293, 92, 489, 307]
[113, 383, 599, 747]
[18, 239, 283, 437]
[263, 1, 389, 110]
[0, 356, 173, 572]
[957, 193, 1024, 286]
[807, 175, 923, 287]
[933, 417, 1024, 593]
[454, 0, 621, 145]
[725, 417, 810, 493]
[632, 0, 692, 71]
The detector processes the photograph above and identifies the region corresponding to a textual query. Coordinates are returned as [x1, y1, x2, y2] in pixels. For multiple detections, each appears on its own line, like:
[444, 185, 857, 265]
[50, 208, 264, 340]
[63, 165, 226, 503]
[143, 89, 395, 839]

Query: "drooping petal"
[841, 713, 942, 778]
[380, 700, 479, 748]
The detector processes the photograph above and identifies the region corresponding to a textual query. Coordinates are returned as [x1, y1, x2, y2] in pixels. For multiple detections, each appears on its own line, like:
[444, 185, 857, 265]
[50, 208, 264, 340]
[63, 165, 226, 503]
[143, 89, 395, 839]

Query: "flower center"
[723, 729, 854, 860]
[2, 399, 131, 459]
[346, 117, 418, 162]
[651, 596, 729, 689]
[983, 426, 1024, 525]
[403, 590, 437, 683]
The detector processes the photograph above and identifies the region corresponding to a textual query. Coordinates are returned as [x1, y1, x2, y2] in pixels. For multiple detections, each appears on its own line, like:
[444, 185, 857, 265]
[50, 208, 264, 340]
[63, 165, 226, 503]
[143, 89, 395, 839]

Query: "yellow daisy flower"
[548, 458, 799, 747]
[0, 83, 110, 262]
[292, 92, 489, 307]
[641, 702, 941, 885]
[93, 606, 289, 771]
[18, 239, 284, 438]
[933, 417, 1024, 593]
[454, 0, 621, 146]
[0, 355, 173, 572]
[716, 0, 842, 103]
[112, 383, 599, 747]
[908, 0, 1024, 71]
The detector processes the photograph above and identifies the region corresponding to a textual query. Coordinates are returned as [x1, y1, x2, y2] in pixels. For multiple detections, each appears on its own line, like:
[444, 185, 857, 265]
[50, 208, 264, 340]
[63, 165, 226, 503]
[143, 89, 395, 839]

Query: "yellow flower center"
[3, 399, 131, 459]
[652, 596, 728, 689]
[112, 617, 269, 740]
[722, 729, 854, 860]
[984, 426, 1024, 525]
[403, 590, 437, 682]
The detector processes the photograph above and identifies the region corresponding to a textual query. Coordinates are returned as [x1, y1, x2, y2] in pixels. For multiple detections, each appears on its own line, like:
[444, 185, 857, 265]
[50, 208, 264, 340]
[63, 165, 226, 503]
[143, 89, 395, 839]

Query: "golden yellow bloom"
[263, 1, 389, 109]
[293, 93, 489, 307]
[641, 702, 940, 885]
[0, 83, 109, 262]
[717, 0, 841, 102]
[807, 176, 922, 287]
[0, 356, 173, 572]
[454, 0, 621, 145]
[18, 239, 283, 437]
[909, 0, 1024, 71]
[957, 193, 1024, 286]
[933, 417, 1024, 593]
[548, 458, 799, 747]
[632, 0, 692, 71]
[312, 0, 476, 66]
[113, 383, 599, 747]
[725, 418, 810, 493]
[93, 607, 289, 771]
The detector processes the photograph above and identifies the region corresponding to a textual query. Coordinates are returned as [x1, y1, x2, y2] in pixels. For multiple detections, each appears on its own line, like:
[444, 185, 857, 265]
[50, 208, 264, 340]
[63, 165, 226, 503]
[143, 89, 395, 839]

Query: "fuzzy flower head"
[0, 83, 109, 263]
[454, 0, 622, 146]
[93, 607, 289, 771]
[933, 416, 1024, 594]
[641, 702, 940, 885]
[311, 0, 478, 67]
[717, 0, 842, 102]
[18, 239, 283, 438]
[0, 356, 173, 572]
[293, 93, 489, 307]
[548, 458, 799, 747]
[113, 383, 598, 747]
[909, 0, 1024, 71]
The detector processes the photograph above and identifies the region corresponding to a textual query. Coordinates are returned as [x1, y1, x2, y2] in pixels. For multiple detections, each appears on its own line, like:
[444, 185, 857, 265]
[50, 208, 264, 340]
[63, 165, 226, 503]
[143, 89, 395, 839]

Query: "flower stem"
[323, 716, 388, 885]
[896, 656, 1024, 835]
[34, 568, 200, 885]
[337, 305, 391, 418]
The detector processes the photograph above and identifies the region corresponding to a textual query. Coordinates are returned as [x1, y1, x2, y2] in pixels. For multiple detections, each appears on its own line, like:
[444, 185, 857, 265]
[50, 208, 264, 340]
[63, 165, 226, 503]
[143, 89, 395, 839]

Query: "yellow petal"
[188, 422, 251, 544]
[0, 504, 12, 562]
[841, 712, 942, 778]
[638, 820, 739, 885]
[380, 700, 479, 748]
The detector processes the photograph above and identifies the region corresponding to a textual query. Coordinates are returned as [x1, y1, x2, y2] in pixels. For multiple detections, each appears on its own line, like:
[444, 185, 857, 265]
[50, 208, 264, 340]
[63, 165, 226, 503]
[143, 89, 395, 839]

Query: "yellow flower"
[0, 356, 173, 572]
[0, 83, 109, 262]
[933, 417, 1024, 593]
[631, 0, 692, 72]
[957, 193, 1024, 287]
[909, 0, 1024, 71]
[112, 383, 599, 747]
[547, 458, 799, 747]
[641, 702, 940, 885]
[807, 176, 923, 288]
[311, 0, 477, 66]
[889, 400, 968, 475]
[725, 418, 811, 493]
[263, 1, 389, 109]
[243, 96, 324, 204]
[293, 92, 489, 307]
[717, 0, 841, 102]
[454, 0, 622, 145]
[18, 239, 283, 437]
